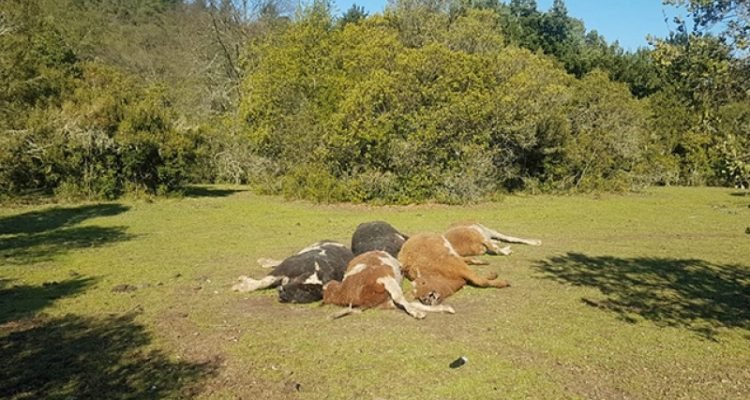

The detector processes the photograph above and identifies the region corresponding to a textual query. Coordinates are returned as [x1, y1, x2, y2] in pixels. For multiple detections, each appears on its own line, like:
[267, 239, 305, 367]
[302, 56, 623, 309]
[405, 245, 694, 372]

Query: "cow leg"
[463, 257, 489, 265]
[476, 224, 542, 246]
[407, 300, 455, 315]
[460, 268, 510, 289]
[231, 275, 283, 292]
[377, 277, 425, 319]
[257, 258, 283, 268]
[483, 241, 512, 256]
[329, 305, 363, 320]
[378, 277, 455, 318]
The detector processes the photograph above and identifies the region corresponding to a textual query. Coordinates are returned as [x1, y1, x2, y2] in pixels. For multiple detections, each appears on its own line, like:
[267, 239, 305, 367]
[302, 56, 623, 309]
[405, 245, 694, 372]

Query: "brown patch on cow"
[323, 252, 393, 309]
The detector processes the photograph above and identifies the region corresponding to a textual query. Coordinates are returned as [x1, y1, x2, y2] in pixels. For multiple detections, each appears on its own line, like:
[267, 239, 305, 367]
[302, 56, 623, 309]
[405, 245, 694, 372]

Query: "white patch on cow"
[318, 249, 327, 257]
[297, 242, 323, 254]
[378, 253, 402, 282]
[304, 272, 323, 285]
[344, 263, 367, 279]
[442, 237, 461, 257]
[298, 241, 344, 255]
[470, 224, 491, 241]
[314, 262, 321, 271]
[232, 275, 283, 292]
[396, 234, 406, 241]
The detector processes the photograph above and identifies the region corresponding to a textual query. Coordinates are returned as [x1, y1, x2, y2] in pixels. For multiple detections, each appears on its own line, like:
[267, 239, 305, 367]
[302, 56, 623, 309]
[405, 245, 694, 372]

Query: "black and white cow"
[232, 241, 354, 303]
[351, 221, 408, 258]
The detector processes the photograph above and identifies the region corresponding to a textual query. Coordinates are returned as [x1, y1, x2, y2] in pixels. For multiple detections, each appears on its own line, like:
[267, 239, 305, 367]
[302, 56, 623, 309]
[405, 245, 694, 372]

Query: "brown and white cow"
[444, 222, 541, 263]
[398, 233, 510, 305]
[323, 250, 455, 319]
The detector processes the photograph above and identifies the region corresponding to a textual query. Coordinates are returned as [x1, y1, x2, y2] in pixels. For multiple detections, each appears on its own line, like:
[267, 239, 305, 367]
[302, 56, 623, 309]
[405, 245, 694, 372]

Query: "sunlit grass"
[1, 187, 749, 399]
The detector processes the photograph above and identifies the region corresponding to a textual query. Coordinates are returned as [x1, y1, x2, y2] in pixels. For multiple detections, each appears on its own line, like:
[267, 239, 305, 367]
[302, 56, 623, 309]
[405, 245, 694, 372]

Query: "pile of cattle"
[232, 221, 541, 319]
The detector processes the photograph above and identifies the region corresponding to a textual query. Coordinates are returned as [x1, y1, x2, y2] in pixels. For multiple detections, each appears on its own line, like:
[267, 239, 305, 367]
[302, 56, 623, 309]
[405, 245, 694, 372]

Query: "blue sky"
[329, 0, 685, 51]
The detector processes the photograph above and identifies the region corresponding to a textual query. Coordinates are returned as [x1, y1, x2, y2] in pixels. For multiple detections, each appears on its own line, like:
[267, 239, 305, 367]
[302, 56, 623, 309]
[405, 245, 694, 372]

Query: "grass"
[1, 186, 749, 399]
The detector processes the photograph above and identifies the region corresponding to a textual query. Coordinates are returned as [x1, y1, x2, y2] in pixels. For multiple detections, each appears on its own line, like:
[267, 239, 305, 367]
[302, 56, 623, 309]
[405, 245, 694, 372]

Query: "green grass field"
[2, 186, 749, 399]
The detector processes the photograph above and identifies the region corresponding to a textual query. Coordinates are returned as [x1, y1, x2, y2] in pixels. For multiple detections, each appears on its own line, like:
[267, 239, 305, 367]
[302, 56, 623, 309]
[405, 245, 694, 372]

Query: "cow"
[254, 221, 408, 269]
[398, 233, 510, 305]
[232, 241, 354, 303]
[323, 250, 455, 319]
[350, 221, 408, 258]
[445, 222, 541, 263]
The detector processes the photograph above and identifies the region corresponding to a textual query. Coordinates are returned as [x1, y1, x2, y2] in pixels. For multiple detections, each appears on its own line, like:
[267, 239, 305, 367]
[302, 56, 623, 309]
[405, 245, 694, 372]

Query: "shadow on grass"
[182, 186, 246, 198]
[0, 204, 129, 235]
[0, 277, 96, 325]
[534, 253, 750, 339]
[0, 312, 218, 399]
[0, 204, 133, 265]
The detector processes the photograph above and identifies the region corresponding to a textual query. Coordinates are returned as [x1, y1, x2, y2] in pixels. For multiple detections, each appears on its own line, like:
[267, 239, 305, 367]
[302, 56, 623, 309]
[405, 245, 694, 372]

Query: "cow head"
[278, 278, 324, 303]
[412, 276, 463, 305]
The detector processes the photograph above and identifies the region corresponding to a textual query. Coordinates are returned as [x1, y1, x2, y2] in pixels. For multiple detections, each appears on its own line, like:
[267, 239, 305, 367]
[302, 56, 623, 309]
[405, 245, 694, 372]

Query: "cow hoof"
[257, 258, 280, 268]
[231, 283, 245, 292]
[443, 306, 456, 314]
[412, 310, 427, 319]
[232, 279, 260, 292]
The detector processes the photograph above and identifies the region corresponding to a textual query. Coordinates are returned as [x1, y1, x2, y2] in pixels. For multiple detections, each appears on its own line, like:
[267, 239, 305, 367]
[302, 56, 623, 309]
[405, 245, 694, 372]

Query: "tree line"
[1, 0, 748, 203]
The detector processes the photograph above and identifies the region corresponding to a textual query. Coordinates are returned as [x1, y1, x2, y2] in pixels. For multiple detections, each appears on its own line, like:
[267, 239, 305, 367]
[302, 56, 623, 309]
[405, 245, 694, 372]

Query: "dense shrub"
[237, 7, 661, 202]
[0, 58, 201, 199]
[3, 0, 748, 203]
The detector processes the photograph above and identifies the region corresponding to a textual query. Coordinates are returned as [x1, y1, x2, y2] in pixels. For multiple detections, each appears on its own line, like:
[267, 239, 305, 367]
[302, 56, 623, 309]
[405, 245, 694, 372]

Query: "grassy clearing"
[1, 187, 749, 399]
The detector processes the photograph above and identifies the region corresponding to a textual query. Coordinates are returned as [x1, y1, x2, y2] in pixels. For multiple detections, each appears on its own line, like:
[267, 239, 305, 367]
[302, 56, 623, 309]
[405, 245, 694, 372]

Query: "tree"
[650, 30, 746, 184]
[665, 0, 750, 51]
[509, 0, 538, 17]
[339, 4, 368, 27]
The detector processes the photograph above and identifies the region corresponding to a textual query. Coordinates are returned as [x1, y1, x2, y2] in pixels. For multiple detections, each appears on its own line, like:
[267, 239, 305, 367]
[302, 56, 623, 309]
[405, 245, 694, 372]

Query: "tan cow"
[445, 222, 541, 264]
[398, 233, 510, 305]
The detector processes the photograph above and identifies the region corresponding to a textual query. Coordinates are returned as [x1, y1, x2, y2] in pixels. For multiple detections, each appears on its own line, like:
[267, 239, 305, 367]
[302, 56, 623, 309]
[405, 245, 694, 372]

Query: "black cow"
[232, 241, 353, 303]
[351, 221, 408, 258]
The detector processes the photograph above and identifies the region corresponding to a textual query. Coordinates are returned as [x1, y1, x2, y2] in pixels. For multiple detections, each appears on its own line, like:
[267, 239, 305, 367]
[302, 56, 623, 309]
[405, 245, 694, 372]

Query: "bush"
[1, 60, 200, 199]
[236, 6, 665, 203]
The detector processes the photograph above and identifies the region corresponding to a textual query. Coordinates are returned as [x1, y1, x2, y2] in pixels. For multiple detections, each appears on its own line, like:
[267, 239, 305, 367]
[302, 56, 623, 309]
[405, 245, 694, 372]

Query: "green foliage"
[0, 0, 80, 130]
[443, 8, 505, 53]
[545, 70, 652, 191]
[0, 58, 200, 199]
[715, 101, 750, 188]
[2, 0, 749, 203]
[338, 3, 368, 27]
[238, 3, 659, 202]
[665, 0, 749, 50]
[650, 32, 748, 185]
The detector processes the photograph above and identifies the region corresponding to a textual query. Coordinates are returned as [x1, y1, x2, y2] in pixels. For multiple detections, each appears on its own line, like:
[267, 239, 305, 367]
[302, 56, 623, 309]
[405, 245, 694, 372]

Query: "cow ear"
[281, 277, 290, 285]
